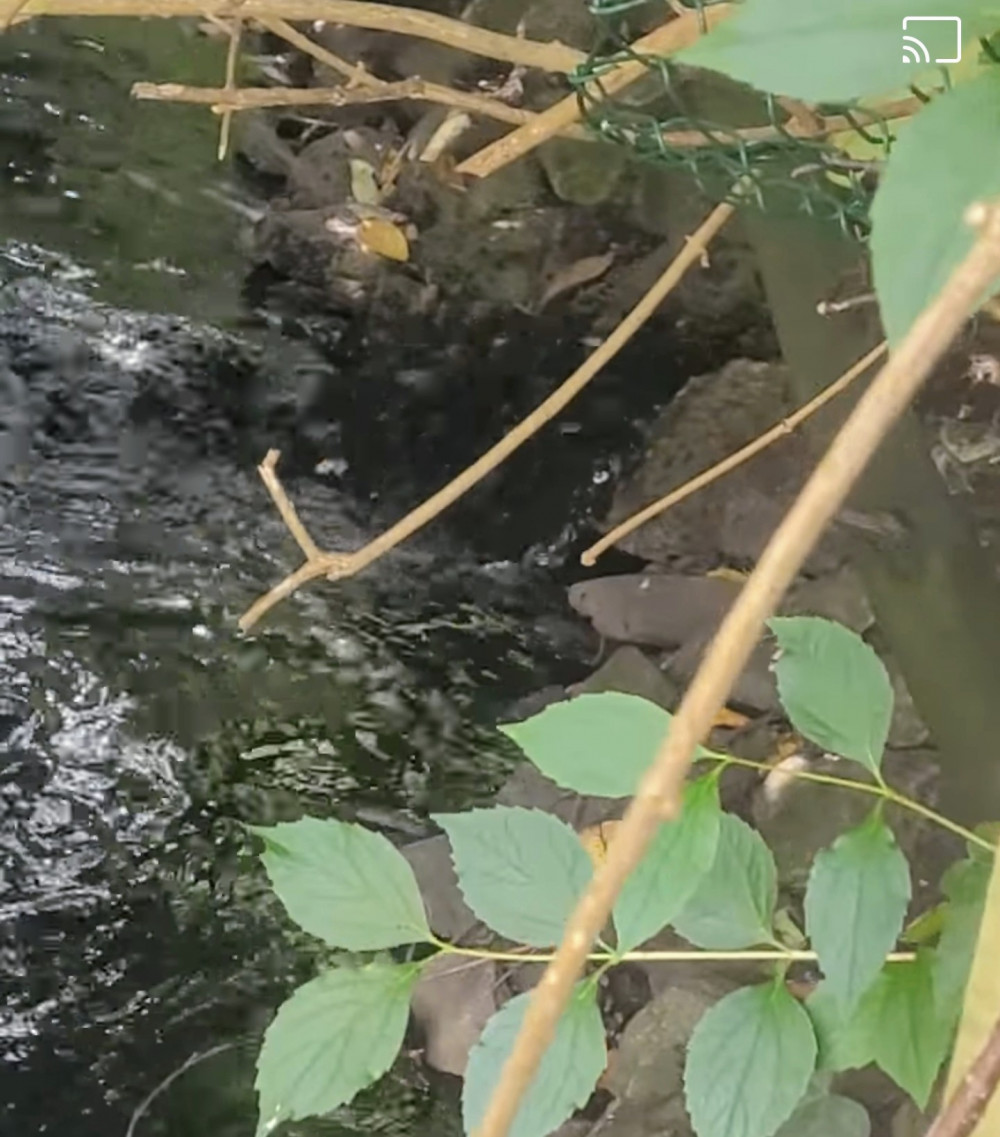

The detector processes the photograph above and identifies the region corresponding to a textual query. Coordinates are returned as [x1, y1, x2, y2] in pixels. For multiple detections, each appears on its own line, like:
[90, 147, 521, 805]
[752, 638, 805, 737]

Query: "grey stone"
[782, 566, 875, 634]
[538, 138, 627, 206]
[402, 836, 479, 943]
[666, 633, 779, 714]
[411, 953, 496, 1076]
[567, 574, 741, 650]
[886, 664, 931, 749]
[567, 645, 680, 710]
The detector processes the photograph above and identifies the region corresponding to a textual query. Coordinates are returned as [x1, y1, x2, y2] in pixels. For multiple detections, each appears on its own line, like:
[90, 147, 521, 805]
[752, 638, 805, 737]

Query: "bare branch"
[927, 1013, 1000, 1137]
[239, 199, 736, 631]
[581, 341, 887, 566]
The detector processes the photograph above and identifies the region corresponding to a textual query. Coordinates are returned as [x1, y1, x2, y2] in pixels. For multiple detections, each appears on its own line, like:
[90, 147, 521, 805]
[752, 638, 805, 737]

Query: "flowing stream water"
[0, 20, 714, 1136]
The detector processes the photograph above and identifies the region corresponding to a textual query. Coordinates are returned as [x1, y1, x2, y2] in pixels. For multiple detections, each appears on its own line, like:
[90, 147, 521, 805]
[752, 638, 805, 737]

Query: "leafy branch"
[472, 199, 1000, 1137]
[249, 616, 995, 1137]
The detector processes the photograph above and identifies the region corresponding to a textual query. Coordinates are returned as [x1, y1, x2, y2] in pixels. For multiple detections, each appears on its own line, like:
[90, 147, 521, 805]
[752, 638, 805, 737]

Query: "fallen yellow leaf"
[706, 566, 749, 585]
[357, 217, 409, 263]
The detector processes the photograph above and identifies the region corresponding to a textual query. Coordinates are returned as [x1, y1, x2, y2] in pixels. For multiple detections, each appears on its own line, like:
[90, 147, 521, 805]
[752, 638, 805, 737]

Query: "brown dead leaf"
[578, 819, 622, 868]
[357, 217, 409, 262]
[539, 251, 615, 309]
[711, 706, 750, 730]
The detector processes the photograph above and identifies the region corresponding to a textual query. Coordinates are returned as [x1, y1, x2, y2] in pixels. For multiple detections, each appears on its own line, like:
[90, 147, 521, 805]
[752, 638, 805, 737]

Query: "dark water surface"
[0, 21, 703, 1137]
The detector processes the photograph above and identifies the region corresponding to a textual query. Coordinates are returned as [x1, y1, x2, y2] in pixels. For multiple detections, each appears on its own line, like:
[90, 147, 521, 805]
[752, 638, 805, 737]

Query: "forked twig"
[581, 341, 887, 565]
[239, 198, 737, 631]
[470, 201, 1000, 1137]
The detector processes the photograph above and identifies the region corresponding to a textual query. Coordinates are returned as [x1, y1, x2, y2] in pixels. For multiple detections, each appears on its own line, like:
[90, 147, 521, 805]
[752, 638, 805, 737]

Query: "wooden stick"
[455, 5, 733, 178]
[581, 341, 887, 565]
[470, 200, 1000, 1137]
[13, 0, 586, 73]
[238, 198, 736, 631]
[927, 1014, 1000, 1137]
[217, 15, 242, 160]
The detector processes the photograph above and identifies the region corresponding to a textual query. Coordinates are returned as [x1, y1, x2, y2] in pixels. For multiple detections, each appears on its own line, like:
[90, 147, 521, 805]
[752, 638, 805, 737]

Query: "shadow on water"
[0, 20, 725, 1137]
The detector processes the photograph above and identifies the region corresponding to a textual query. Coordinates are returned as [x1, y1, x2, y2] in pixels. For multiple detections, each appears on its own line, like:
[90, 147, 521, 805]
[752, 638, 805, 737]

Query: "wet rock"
[538, 138, 628, 206]
[604, 360, 843, 570]
[402, 836, 480, 943]
[752, 751, 939, 890]
[567, 645, 680, 710]
[567, 573, 741, 649]
[886, 663, 930, 750]
[411, 953, 497, 1076]
[782, 566, 874, 634]
[495, 763, 620, 830]
[596, 976, 737, 1137]
[890, 1099, 932, 1137]
[666, 632, 779, 714]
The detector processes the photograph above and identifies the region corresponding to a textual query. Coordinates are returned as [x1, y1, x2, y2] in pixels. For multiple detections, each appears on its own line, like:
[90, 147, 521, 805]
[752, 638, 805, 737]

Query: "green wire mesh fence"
[572, 0, 900, 236]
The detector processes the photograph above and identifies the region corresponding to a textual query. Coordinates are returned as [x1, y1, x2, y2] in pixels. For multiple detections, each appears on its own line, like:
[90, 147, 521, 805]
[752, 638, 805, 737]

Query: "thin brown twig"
[257, 449, 321, 561]
[217, 16, 242, 160]
[580, 341, 887, 566]
[133, 80, 431, 110]
[926, 1014, 1000, 1137]
[470, 200, 1000, 1137]
[455, 7, 733, 178]
[238, 199, 736, 632]
[0, 0, 29, 28]
[14, 0, 587, 73]
[255, 15, 557, 129]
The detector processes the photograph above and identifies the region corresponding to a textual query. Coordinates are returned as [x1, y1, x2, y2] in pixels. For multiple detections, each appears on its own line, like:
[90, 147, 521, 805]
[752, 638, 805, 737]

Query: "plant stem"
[432, 938, 916, 966]
[699, 753, 995, 854]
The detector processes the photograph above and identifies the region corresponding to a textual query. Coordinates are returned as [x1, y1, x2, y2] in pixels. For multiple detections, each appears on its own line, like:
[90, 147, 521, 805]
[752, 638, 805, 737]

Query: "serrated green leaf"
[433, 807, 593, 947]
[854, 954, 955, 1108]
[685, 981, 817, 1137]
[767, 617, 893, 773]
[673, 813, 777, 949]
[613, 774, 722, 952]
[462, 984, 605, 1137]
[252, 817, 430, 949]
[807, 983, 876, 1073]
[500, 692, 712, 799]
[773, 1093, 870, 1137]
[932, 856, 990, 1010]
[871, 70, 1000, 347]
[678, 0, 984, 103]
[255, 961, 418, 1137]
[805, 813, 912, 1010]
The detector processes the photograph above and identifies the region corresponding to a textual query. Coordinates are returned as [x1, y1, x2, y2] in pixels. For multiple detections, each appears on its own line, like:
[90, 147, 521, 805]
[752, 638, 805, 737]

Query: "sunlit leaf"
[613, 774, 722, 952]
[463, 984, 605, 1137]
[358, 216, 409, 262]
[501, 692, 711, 799]
[255, 961, 418, 1137]
[805, 812, 912, 1009]
[774, 1092, 870, 1137]
[685, 980, 817, 1137]
[673, 813, 777, 949]
[433, 806, 593, 947]
[932, 855, 990, 1010]
[677, 0, 984, 103]
[855, 953, 955, 1108]
[768, 617, 892, 774]
[252, 817, 430, 949]
[871, 70, 1000, 346]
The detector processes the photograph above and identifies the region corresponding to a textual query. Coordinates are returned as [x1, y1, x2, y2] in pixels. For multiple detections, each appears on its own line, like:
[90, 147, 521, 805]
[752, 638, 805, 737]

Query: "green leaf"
[678, 0, 984, 103]
[768, 617, 893, 773]
[255, 961, 418, 1137]
[805, 813, 912, 1009]
[685, 980, 818, 1137]
[673, 813, 777, 949]
[871, 70, 1000, 347]
[807, 983, 876, 1073]
[932, 856, 991, 1010]
[252, 817, 430, 949]
[854, 954, 956, 1108]
[433, 806, 593, 947]
[462, 984, 606, 1137]
[500, 692, 711, 799]
[614, 774, 722, 952]
[774, 1093, 870, 1137]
